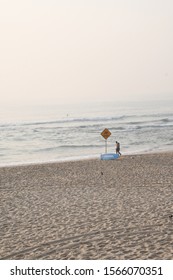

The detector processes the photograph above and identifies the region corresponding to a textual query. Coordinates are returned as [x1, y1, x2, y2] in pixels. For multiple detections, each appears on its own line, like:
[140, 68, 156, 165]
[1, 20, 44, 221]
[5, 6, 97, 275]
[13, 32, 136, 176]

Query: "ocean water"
[0, 100, 173, 166]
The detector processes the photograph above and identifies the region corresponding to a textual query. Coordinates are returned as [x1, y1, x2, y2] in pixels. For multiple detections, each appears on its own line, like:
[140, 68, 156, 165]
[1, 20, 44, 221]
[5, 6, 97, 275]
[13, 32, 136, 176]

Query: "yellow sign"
[101, 128, 111, 140]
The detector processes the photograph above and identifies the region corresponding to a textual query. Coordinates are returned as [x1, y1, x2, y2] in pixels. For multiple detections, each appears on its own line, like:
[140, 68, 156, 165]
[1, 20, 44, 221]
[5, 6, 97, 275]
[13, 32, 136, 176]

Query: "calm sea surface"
[0, 100, 173, 166]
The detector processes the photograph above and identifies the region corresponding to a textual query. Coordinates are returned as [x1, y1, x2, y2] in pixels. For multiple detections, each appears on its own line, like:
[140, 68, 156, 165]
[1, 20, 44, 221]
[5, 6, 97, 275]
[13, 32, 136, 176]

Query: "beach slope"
[0, 152, 173, 259]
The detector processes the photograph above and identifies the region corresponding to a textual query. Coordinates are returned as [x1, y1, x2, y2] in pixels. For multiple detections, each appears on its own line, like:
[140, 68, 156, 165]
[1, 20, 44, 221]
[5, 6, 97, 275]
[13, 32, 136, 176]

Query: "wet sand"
[0, 152, 173, 259]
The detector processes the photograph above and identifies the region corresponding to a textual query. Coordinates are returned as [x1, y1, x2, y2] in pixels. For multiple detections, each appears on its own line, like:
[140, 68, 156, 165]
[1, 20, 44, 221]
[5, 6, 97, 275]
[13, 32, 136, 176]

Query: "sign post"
[101, 128, 111, 153]
[105, 139, 107, 154]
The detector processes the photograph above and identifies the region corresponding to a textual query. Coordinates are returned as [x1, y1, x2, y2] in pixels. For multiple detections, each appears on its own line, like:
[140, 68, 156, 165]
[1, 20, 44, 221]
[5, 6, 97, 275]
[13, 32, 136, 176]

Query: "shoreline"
[0, 149, 173, 169]
[0, 151, 173, 259]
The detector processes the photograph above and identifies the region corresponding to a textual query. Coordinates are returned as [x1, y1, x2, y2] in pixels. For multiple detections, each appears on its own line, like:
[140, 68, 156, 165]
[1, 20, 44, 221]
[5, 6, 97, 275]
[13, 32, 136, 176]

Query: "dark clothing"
[116, 142, 121, 155]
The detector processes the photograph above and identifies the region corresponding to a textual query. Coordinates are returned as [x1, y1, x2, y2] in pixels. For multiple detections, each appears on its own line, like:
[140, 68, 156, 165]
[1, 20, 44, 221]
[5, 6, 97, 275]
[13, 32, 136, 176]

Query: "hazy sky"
[0, 0, 173, 106]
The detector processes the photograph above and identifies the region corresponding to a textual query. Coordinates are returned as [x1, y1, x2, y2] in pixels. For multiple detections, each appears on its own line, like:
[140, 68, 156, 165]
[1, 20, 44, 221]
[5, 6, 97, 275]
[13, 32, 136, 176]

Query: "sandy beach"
[0, 152, 173, 260]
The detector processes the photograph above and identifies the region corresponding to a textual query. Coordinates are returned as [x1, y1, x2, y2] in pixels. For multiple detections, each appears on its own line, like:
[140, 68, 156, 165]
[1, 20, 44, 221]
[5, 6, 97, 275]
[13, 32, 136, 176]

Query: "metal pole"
[105, 139, 107, 153]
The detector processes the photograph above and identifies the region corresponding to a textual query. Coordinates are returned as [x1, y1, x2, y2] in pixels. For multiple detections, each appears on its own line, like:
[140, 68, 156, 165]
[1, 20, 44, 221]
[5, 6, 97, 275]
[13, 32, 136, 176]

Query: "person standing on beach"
[115, 141, 121, 156]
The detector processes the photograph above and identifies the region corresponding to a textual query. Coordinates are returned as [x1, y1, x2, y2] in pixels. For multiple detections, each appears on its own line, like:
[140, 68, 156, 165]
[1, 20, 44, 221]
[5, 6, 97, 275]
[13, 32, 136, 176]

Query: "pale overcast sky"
[0, 0, 173, 106]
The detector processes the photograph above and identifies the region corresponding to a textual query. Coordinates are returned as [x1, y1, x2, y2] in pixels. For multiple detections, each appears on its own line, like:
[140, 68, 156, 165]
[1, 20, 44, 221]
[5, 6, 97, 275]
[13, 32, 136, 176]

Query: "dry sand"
[0, 152, 173, 260]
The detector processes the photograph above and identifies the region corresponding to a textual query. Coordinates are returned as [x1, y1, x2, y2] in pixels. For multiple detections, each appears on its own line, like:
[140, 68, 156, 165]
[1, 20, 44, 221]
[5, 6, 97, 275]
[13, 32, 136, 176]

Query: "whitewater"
[0, 100, 173, 166]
